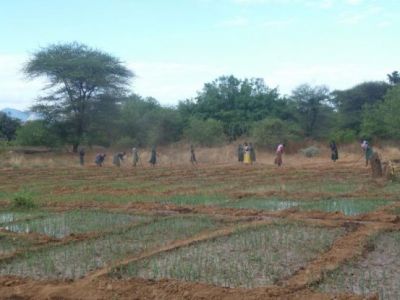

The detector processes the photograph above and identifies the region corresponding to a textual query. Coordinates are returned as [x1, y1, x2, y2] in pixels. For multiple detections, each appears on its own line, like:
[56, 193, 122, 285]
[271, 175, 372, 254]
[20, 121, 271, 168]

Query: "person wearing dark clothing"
[190, 145, 197, 165]
[132, 147, 139, 167]
[238, 144, 244, 163]
[79, 148, 85, 166]
[249, 143, 256, 163]
[95, 153, 106, 167]
[113, 152, 126, 167]
[149, 146, 157, 167]
[329, 141, 339, 162]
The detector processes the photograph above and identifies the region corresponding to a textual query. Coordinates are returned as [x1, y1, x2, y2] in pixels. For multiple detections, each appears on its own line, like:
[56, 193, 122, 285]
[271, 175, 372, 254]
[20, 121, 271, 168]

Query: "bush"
[329, 129, 357, 144]
[12, 190, 36, 209]
[300, 146, 320, 158]
[251, 118, 301, 150]
[15, 121, 61, 147]
[184, 118, 226, 147]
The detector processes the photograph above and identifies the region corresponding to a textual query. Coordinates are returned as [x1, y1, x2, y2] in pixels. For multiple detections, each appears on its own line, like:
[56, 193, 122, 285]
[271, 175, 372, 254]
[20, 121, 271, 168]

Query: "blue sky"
[0, 0, 399, 109]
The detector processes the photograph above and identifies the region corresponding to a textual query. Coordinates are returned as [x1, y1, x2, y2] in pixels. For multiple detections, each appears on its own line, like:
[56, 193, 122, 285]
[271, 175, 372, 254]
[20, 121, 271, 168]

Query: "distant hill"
[1, 108, 40, 122]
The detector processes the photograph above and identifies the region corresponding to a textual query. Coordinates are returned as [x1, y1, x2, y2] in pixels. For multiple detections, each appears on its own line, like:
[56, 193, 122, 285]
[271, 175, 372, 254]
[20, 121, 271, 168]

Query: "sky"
[0, 0, 399, 110]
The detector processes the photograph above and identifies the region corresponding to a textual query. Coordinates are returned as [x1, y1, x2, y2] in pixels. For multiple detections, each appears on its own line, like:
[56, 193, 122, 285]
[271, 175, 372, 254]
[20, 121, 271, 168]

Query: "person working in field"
[249, 142, 256, 163]
[79, 148, 85, 166]
[113, 151, 126, 167]
[361, 140, 373, 167]
[95, 153, 106, 167]
[330, 140, 339, 162]
[132, 147, 139, 167]
[190, 145, 197, 165]
[274, 143, 284, 167]
[149, 146, 157, 167]
[238, 144, 244, 163]
[243, 142, 251, 164]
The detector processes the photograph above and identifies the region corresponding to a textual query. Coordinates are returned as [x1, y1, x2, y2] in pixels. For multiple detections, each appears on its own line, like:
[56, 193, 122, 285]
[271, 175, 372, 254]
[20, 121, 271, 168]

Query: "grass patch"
[12, 190, 37, 209]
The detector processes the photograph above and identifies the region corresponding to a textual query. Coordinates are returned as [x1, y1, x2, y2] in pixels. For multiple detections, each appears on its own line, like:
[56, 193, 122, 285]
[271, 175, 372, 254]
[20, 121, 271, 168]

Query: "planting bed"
[4, 210, 148, 238]
[318, 231, 400, 299]
[112, 221, 344, 288]
[0, 215, 221, 279]
[222, 198, 392, 215]
[0, 233, 32, 257]
[0, 159, 399, 299]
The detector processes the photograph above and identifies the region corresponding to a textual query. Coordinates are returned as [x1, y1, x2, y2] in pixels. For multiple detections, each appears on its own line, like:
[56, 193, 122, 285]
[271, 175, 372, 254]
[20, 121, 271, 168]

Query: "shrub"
[15, 121, 61, 147]
[300, 146, 320, 158]
[251, 118, 301, 150]
[184, 118, 226, 147]
[12, 190, 37, 209]
[329, 129, 357, 144]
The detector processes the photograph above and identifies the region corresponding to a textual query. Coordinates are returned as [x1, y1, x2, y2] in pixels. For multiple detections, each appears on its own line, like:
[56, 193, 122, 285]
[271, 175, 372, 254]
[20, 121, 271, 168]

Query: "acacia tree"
[24, 42, 134, 152]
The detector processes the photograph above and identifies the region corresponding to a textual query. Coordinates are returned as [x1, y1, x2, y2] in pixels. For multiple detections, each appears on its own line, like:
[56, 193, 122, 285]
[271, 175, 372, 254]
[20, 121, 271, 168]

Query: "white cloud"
[0, 54, 45, 110]
[264, 62, 389, 94]
[127, 61, 228, 104]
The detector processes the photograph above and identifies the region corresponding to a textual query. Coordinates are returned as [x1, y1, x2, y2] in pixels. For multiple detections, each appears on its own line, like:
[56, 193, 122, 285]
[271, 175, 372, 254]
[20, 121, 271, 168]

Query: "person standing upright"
[243, 142, 251, 164]
[79, 148, 85, 166]
[149, 146, 157, 167]
[274, 143, 284, 167]
[238, 144, 244, 163]
[330, 141, 339, 162]
[190, 145, 197, 165]
[132, 147, 139, 167]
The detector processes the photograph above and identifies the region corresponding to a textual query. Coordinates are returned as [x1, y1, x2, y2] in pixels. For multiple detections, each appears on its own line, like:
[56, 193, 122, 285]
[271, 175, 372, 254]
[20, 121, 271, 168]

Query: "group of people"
[78, 145, 197, 167]
[238, 143, 256, 164]
[78, 139, 375, 168]
[330, 139, 374, 166]
[238, 142, 285, 167]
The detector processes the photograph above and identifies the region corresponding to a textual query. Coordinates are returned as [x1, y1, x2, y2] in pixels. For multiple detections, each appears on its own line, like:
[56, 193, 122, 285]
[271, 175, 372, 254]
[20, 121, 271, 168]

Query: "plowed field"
[1, 157, 399, 299]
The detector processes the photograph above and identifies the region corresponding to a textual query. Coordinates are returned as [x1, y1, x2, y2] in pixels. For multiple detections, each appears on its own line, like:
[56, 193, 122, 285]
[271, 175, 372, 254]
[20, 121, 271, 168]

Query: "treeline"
[3, 73, 399, 149]
[1, 43, 399, 150]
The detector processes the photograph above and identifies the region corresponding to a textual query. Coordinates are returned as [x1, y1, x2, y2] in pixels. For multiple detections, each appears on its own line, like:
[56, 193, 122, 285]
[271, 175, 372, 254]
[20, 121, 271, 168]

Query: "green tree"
[380, 85, 400, 138]
[387, 71, 400, 85]
[332, 82, 390, 133]
[15, 120, 61, 147]
[251, 117, 301, 149]
[184, 75, 281, 140]
[184, 118, 226, 146]
[0, 112, 21, 141]
[118, 95, 183, 146]
[291, 84, 331, 137]
[24, 42, 134, 152]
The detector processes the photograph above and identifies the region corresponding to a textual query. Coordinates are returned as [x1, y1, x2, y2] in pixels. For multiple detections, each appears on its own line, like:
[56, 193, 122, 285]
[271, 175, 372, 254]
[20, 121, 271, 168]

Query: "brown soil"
[0, 158, 398, 299]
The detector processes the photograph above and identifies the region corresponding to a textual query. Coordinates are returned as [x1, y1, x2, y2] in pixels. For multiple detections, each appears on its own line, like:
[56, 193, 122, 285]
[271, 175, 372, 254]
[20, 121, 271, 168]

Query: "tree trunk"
[72, 143, 79, 153]
[370, 153, 383, 178]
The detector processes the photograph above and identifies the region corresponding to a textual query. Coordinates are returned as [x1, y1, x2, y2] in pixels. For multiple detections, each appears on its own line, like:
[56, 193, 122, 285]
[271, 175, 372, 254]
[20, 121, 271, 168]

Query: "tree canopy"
[24, 42, 134, 151]
[9, 44, 400, 149]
